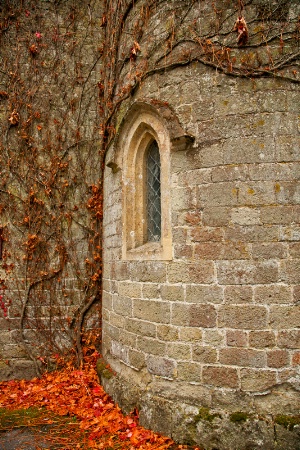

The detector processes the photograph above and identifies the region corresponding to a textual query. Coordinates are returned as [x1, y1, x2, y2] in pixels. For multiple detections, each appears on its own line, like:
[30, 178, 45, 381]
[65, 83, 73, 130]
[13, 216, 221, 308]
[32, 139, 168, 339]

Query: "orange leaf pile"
[0, 349, 189, 449]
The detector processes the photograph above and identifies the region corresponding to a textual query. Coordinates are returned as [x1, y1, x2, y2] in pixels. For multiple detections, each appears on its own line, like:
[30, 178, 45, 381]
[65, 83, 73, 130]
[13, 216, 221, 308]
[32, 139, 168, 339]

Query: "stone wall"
[0, 0, 103, 379]
[101, 2, 300, 447]
[0, 0, 299, 448]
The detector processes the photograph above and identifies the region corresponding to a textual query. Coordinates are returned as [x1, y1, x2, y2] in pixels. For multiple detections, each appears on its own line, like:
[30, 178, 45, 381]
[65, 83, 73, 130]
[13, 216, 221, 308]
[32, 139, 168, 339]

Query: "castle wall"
[0, 0, 103, 378]
[102, 64, 300, 449]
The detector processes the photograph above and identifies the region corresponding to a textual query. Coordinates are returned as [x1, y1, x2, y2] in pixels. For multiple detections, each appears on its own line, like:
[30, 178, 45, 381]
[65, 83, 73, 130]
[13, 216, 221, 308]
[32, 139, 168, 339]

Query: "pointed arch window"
[105, 101, 194, 260]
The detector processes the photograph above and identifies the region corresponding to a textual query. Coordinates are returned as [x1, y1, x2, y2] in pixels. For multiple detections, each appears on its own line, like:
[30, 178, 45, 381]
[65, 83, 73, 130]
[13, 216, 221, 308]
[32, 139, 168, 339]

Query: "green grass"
[0, 407, 43, 429]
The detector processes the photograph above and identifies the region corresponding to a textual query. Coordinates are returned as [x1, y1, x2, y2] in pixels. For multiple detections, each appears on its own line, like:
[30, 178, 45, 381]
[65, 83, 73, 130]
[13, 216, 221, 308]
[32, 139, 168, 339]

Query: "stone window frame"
[106, 100, 194, 261]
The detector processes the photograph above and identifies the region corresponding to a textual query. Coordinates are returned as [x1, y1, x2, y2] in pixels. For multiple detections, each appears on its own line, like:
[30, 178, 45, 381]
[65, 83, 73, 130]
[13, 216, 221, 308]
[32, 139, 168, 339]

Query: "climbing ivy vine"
[0, 0, 299, 374]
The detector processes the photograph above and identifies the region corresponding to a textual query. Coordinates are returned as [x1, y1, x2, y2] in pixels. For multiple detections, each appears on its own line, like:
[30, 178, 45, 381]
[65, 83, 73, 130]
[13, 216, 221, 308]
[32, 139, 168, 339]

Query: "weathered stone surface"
[186, 284, 223, 304]
[240, 369, 277, 391]
[218, 305, 267, 329]
[202, 366, 239, 388]
[94, 1, 300, 448]
[147, 356, 176, 379]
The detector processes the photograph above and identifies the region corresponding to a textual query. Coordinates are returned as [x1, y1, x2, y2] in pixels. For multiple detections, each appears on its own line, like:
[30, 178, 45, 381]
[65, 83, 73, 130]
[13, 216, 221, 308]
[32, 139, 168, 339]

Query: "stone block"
[292, 351, 300, 366]
[249, 162, 298, 181]
[190, 263, 216, 284]
[172, 187, 193, 211]
[281, 260, 300, 283]
[174, 244, 193, 259]
[194, 242, 250, 260]
[225, 225, 279, 242]
[171, 303, 190, 327]
[0, 360, 37, 381]
[102, 291, 113, 310]
[186, 285, 223, 304]
[177, 362, 202, 382]
[231, 207, 260, 225]
[260, 205, 300, 224]
[160, 284, 184, 302]
[277, 330, 300, 349]
[119, 330, 137, 348]
[224, 285, 253, 304]
[289, 242, 300, 258]
[184, 211, 202, 226]
[128, 349, 145, 370]
[113, 295, 133, 317]
[178, 168, 212, 186]
[2, 345, 28, 359]
[142, 283, 160, 299]
[249, 331, 276, 348]
[226, 330, 247, 347]
[203, 329, 224, 346]
[172, 226, 188, 244]
[168, 262, 215, 284]
[202, 206, 230, 226]
[269, 306, 300, 329]
[157, 325, 179, 341]
[240, 368, 277, 392]
[114, 262, 130, 281]
[256, 284, 293, 304]
[147, 356, 176, 378]
[223, 136, 275, 164]
[103, 323, 120, 341]
[202, 366, 239, 388]
[189, 304, 217, 328]
[267, 350, 289, 368]
[280, 226, 300, 241]
[179, 327, 202, 342]
[238, 181, 276, 206]
[167, 342, 191, 360]
[192, 346, 217, 363]
[186, 141, 223, 169]
[252, 243, 288, 260]
[217, 260, 278, 285]
[109, 311, 125, 329]
[197, 182, 239, 207]
[111, 341, 129, 364]
[125, 318, 156, 338]
[211, 165, 248, 183]
[190, 226, 224, 242]
[219, 348, 266, 368]
[275, 181, 300, 205]
[129, 261, 167, 283]
[0, 331, 12, 345]
[293, 285, 300, 303]
[137, 337, 166, 356]
[118, 282, 142, 298]
[218, 305, 268, 329]
[133, 299, 170, 324]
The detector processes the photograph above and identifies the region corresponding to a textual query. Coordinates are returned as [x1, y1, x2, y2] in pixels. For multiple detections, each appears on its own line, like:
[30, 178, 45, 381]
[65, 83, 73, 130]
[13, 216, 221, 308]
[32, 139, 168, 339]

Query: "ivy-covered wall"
[0, 0, 104, 378]
[1, 0, 300, 448]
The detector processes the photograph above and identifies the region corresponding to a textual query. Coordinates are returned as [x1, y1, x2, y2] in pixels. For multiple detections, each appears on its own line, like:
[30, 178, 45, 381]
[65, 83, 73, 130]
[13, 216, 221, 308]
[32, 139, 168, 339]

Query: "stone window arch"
[106, 100, 194, 261]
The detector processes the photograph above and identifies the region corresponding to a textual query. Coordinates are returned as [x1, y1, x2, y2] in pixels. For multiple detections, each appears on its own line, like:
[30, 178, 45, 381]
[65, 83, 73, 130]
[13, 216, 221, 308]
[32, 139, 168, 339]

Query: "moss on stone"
[229, 411, 249, 423]
[275, 415, 300, 431]
[194, 407, 220, 423]
[0, 407, 42, 428]
[96, 358, 114, 380]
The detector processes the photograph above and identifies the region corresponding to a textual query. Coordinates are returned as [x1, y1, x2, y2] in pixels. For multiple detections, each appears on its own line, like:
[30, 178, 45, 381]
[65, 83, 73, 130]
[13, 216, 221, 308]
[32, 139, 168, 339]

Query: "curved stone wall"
[102, 64, 300, 448]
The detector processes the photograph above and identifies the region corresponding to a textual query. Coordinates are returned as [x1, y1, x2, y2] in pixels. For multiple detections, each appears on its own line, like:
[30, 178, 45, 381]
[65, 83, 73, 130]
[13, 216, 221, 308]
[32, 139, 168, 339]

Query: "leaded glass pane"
[146, 141, 161, 242]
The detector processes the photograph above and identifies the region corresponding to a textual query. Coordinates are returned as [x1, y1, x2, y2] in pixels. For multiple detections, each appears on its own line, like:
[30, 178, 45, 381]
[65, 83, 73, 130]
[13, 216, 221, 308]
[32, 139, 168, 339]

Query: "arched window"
[105, 101, 193, 260]
[146, 141, 161, 242]
[117, 105, 172, 260]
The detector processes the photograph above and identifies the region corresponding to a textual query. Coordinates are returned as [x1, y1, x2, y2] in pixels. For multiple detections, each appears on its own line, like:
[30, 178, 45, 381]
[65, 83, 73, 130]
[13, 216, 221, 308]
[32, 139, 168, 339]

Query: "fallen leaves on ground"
[0, 348, 197, 450]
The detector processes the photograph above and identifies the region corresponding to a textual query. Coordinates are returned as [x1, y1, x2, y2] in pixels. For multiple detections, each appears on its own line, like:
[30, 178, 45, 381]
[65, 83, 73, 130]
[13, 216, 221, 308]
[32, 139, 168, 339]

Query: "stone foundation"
[98, 359, 300, 450]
